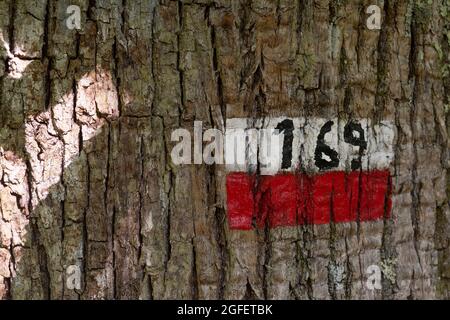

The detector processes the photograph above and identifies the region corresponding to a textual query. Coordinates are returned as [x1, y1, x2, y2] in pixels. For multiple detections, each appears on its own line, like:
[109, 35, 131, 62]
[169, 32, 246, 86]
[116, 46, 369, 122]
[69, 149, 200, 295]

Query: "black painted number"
[344, 121, 367, 170]
[314, 120, 340, 170]
[275, 119, 294, 169]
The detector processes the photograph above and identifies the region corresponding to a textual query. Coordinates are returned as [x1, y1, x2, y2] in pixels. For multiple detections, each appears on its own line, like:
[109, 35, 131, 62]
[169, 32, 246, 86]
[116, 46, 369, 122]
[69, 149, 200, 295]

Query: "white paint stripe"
[225, 117, 395, 174]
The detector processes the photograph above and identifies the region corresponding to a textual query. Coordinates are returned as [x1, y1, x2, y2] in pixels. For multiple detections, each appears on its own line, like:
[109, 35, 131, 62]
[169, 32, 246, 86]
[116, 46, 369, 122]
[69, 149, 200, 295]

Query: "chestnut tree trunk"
[0, 0, 449, 299]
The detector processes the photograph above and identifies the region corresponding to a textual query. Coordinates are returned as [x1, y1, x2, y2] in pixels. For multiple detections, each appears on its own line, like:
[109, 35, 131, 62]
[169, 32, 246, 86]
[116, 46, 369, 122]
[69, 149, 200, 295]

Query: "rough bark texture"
[0, 0, 448, 299]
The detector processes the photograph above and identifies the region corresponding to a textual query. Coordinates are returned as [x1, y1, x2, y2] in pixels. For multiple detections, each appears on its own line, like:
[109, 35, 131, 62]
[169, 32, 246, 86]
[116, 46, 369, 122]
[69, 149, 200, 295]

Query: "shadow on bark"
[0, 32, 152, 299]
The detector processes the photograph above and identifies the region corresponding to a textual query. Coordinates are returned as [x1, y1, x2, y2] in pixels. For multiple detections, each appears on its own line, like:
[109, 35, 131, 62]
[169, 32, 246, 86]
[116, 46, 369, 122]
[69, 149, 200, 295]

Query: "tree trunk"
[0, 0, 448, 300]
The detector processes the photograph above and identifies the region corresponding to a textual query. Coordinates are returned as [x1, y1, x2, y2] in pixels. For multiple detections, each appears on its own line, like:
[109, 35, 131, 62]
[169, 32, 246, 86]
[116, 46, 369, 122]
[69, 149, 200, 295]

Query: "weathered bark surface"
[0, 0, 448, 299]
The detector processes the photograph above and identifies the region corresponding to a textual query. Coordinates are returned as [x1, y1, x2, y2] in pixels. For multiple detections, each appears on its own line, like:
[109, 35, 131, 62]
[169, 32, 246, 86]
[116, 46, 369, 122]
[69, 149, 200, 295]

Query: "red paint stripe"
[255, 174, 299, 228]
[359, 170, 392, 221]
[226, 170, 392, 230]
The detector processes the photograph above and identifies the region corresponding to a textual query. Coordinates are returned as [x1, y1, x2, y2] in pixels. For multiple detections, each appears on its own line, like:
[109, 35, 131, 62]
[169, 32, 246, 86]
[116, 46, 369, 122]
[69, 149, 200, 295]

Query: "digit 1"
[275, 119, 294, 169]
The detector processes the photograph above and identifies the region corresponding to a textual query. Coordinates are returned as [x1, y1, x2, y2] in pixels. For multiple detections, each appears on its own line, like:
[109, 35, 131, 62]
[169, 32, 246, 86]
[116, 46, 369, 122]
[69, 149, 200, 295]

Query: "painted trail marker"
[224, 117, 395, 230]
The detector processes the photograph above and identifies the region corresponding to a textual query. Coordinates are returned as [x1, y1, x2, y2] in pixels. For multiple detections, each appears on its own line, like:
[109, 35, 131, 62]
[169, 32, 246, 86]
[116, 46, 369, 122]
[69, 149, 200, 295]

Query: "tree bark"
[0, 0, 448, 299]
